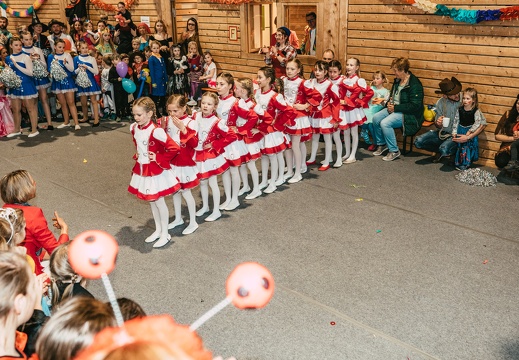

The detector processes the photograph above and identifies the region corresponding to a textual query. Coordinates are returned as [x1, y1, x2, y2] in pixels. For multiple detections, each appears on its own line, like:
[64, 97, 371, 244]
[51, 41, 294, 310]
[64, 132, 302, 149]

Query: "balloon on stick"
[68, 230, 124, 327]
[190, 262, 275, 331]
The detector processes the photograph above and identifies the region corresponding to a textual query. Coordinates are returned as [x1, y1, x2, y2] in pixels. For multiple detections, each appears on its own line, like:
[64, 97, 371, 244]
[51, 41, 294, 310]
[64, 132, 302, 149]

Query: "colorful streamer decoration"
[208, 0, 253, 4]
[89, 0, 135, 12]
[405, 0, 519, 24]
[0, 0, 45, 18]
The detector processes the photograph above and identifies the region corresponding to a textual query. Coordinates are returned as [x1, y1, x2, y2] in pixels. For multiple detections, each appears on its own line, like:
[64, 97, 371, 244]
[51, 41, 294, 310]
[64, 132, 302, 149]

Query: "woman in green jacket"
[372, 57, 424, 161]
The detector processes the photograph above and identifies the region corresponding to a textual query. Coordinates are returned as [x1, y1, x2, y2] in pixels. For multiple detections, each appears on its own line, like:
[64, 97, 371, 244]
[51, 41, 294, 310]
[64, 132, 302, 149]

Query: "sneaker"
[110, 113, 117, 120]
[373, 145, 388, 156]
[187, 100, 197, 106]
[504, 160, 519, 171]
[57, 123, 70, 129]
[74, 125, 81, 130]
[367, 144, 377, 151]
[382, 151, 401, 161]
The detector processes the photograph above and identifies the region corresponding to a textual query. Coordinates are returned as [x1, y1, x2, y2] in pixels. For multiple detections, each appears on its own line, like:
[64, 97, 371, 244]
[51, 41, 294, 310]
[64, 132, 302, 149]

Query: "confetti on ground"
[455, 168, 497, 187]
[483, 260, 488, 264]
[330, 321, 336, 326]
[376, 230, 382, 233]
[83, 159, 88, 163]
[350, 184, 366, 188]
[355, 198, 363, 202]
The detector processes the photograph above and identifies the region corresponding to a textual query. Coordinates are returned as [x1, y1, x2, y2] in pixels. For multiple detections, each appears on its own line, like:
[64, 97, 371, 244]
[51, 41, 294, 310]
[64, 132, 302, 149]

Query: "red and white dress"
[194, 112, 236, 179]
[158, 114, 200, 190]
[338, 74, 373, 129]
[241, 99, 264, 160]
[254, 89, 296, 154]
[309, 78, 341, 134]
[128, 122, 181, 201]
[282, 75, 322, 142]
[217, 94, 251, 166]
[226, 98, 259, 163]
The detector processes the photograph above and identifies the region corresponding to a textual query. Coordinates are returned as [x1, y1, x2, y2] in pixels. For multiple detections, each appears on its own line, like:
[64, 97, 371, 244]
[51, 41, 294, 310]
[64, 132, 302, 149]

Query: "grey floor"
[1, 122, 518, 360]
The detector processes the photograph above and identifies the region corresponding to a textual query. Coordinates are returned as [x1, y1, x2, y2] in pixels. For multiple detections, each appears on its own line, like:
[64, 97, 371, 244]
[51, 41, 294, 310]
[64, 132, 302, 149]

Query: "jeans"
[414, 130, 456, 157]
[372, 109, 402, 153]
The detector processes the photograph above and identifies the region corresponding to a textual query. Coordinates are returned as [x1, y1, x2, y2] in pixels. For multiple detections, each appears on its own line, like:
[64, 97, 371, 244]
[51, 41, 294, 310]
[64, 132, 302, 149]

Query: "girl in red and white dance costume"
[159, 94, 200, 235]
[255, 66, 296, 194]
[306, 60, 341, 171]
[194, 92, 236, 222]
[282, 59, 322, 183]
[231, 77, 262, 199]
[128, 97, 181, 248]
[215, 72, 251, 211]
[328, 60, 347, 167]
[339, 57, 373, 163]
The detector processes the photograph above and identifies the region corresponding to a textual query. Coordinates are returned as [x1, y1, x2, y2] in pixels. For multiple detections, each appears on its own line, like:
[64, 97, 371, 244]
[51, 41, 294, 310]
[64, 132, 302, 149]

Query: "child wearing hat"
[413, 76, 463, 163]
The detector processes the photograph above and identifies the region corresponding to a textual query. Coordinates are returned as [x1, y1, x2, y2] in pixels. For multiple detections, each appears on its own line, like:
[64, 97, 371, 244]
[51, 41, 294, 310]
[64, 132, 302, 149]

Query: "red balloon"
[68, 230, 118, 279]
[225, 262, 274, 309]
[63, 38, 72, 52]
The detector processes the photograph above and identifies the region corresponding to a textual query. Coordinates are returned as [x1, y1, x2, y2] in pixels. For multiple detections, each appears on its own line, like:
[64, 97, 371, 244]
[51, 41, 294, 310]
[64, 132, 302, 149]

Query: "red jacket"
[3, 204, 69, 275]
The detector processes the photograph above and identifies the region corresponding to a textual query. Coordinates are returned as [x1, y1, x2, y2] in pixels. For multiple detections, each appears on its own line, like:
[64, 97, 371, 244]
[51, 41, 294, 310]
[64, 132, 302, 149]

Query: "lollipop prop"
[190, 262, 275, 331]
[68, 230, 124, 327]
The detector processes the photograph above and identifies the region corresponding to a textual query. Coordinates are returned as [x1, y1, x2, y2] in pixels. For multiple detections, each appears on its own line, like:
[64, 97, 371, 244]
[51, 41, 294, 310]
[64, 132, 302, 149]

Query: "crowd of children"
[0, 6, 215, 138]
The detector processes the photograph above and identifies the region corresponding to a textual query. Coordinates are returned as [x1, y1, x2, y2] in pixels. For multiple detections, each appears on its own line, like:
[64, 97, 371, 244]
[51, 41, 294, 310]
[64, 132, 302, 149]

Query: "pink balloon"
[226, 262, 275, 309]
[68, 230, 118, 279]
[116, 61, 128, 78]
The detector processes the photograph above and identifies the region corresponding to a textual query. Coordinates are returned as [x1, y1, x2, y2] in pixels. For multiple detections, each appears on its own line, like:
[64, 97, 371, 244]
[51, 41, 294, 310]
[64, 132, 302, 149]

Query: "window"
[247, 3, 276, 53]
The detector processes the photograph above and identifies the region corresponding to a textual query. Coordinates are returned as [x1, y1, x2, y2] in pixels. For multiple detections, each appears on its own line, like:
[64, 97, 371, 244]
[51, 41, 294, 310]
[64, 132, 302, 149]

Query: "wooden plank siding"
[346, 0, 519, 166]
[195, 0, 519, 167]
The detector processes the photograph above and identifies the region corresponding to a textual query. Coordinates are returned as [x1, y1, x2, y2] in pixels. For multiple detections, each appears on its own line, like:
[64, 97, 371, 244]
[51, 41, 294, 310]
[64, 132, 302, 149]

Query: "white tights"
[260, 152, 285, 185]
[220, 167, 238, 207]
[309, 133, 332, 165]
[343, 125, 359, 160]
[199, 176, 221, 215]
[172, 189, 197, 226]
[149, 197, 169, 240]
[239, 161, 260, 193]
[285, 135, 306, 177]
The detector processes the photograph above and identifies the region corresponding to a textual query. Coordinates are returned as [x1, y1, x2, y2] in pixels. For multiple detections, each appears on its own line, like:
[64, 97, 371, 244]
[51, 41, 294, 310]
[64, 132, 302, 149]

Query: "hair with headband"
[0, 208, 18, 244]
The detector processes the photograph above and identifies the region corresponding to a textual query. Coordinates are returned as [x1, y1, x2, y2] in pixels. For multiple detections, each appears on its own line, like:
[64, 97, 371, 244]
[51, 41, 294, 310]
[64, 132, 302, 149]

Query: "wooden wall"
[347, 0, 519, 166]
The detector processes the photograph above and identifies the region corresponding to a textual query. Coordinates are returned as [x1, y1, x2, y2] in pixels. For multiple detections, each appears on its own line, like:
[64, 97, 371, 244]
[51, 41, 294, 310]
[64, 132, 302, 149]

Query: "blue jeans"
[372, 109, 403, 153]
[414, 130, 456, 157]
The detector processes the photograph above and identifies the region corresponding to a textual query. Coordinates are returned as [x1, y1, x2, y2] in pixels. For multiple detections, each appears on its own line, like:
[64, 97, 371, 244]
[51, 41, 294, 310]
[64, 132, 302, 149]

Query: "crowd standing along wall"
[5, 0, 519, 166]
